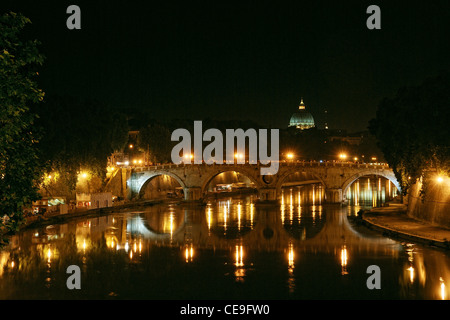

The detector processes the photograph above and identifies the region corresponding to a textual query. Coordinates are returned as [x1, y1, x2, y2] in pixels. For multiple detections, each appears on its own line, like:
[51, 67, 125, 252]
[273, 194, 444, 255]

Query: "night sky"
[2, 0, 449, 132]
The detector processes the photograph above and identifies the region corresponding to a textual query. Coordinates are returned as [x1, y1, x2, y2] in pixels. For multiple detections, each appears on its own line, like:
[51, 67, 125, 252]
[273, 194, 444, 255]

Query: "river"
[0, 179, 449, 300]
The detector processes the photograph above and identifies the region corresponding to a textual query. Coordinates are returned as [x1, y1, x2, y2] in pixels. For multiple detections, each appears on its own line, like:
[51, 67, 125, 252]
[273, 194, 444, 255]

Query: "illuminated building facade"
[288, 98, 315, 130]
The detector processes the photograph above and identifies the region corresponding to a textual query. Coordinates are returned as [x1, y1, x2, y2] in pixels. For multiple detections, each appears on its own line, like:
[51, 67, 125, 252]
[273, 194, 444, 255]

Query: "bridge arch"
[200, 167, 261, 196]
[275, 168, 326, 201]
[135, 171, 187, 199]
[341, 170, 401, 196]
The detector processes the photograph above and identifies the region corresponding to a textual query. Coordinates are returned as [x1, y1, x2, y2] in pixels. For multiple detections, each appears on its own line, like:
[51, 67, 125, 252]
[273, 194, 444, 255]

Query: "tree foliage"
[369, 72, 450, 194]
[0, 12, 45, 236]
[35, 95, 129, 192]
[137, 121, 172, 164]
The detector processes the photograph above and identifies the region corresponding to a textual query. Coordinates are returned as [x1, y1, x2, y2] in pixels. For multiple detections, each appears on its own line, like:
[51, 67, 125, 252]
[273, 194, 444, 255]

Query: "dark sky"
[2, 0, 450, 131]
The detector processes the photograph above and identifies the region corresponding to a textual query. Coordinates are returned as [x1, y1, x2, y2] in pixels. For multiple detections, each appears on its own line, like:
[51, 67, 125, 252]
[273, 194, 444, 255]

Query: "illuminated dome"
[289, 98, 315, 130]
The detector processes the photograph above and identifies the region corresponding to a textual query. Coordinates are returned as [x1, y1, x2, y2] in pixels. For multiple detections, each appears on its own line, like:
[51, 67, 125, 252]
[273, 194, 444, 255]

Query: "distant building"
[288, 98, 315, 130]
[76, 192, 113, 209]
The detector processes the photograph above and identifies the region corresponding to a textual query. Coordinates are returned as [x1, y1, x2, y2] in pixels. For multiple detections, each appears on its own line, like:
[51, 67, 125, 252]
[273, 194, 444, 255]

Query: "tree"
[0, 12, 45, 237]
[137, 122, 172, 164]
[369, 72, 450, 194]
[35, 95, 129, 194]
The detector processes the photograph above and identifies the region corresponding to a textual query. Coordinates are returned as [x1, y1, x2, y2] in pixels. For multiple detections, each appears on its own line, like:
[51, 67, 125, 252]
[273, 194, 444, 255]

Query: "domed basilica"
[288, 98, 315, 130]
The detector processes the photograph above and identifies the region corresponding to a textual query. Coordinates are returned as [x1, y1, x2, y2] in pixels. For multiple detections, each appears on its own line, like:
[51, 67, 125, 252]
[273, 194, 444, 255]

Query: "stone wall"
[407, 175, 450, 228]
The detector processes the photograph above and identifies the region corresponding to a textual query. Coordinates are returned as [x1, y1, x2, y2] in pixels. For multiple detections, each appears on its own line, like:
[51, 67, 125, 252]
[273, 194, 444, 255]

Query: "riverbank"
[361, 202, 450, 250]
[21, 198, 182, 231]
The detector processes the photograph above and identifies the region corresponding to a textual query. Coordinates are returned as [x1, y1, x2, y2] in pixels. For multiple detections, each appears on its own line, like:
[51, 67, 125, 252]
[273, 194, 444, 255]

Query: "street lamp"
[183, 153, 193, 163]
[339, 153, 347, 161]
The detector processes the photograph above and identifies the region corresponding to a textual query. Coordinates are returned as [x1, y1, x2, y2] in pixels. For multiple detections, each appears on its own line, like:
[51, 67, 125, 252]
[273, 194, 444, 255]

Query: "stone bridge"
[108, 161, 400, 204]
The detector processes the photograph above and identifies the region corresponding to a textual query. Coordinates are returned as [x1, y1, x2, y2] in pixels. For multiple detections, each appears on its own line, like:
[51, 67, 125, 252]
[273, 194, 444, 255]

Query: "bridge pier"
[325, 188, 343, 204]
[184, 187, 202, 201]
[256, 188, 279, 205]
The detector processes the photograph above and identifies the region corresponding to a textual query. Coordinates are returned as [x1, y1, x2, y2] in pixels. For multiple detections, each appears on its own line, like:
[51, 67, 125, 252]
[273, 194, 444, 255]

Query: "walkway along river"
[0, 184, 449, 299]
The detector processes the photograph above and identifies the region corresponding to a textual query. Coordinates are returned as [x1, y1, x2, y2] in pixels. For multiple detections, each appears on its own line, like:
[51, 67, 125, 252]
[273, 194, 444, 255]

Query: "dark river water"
[1, 181, 449, 300]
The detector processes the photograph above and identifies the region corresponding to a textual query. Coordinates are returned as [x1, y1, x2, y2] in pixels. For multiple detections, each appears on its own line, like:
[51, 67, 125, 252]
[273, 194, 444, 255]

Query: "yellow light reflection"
[440, 277, 446, 300]
[288, 243, 294, 270]
[289, 189, 293, 223]
[237, 203, 242, 230]
[223, 204, 228, 233]
[407, 266, 415, 283]
[207, 207, 212, 233]
[340, 245, 348, 275]
[312, 185, 315, 205]
[235, 245, 244, 267]
[185, 244, 194, 263]
[234, 244, 245, 282]
[250, 203, 254, 229]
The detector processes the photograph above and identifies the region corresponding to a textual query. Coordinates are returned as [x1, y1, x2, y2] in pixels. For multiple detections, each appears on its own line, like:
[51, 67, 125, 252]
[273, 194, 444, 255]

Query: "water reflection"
[0, 192, 449, 299]
[346, 176, 398, 207]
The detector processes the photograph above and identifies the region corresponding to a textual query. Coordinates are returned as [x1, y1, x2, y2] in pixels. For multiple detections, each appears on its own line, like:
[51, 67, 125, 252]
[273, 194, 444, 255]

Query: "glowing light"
[340, 245, 348, 275]
[288, 243, 294, 269]
[437, 176, 444, 183]
[47, 248, 52, 263]
[207, 207, 212, 232]
[237, 203, 242, 230]
[223, 204, 228, 232]
[235, 245, 244, 267]
[286, 153, 294, 160]
[407, 266, 415, 283]
[185, 244, 194, 263]
[250, 203, 254, 229]
[129, 144, 133, 149]
[339, 153, 347, 160]
[440, 277, 446, 300]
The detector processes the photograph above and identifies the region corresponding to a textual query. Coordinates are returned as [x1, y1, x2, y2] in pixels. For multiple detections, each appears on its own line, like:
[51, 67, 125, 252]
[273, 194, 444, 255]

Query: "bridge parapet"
[131, 161, 390, 172]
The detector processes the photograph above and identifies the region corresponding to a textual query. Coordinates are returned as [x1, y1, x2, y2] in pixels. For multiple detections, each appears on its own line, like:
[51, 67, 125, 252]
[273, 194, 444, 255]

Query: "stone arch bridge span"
[111, 161, 399, 204]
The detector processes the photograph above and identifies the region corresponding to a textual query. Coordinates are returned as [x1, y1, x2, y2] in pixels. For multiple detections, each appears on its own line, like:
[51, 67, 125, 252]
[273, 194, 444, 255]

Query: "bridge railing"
[130, 160, 391, 172]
